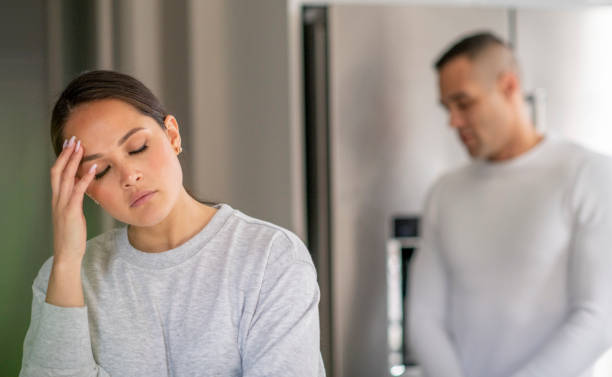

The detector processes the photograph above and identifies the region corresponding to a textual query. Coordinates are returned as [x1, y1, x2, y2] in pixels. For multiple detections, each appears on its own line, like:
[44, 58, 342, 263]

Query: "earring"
[178, 146, 183, 155]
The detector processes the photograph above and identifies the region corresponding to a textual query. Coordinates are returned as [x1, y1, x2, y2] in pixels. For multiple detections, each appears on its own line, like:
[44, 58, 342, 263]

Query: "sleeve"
[510, 155, 612, 377]
[19, 258, 111, 377]
[241, 233, 326, 377]
[408, 183, 466, 377]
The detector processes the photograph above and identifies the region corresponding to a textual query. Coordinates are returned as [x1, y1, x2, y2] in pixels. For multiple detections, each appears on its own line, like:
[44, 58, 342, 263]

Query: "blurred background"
[2, 0, 612, 376]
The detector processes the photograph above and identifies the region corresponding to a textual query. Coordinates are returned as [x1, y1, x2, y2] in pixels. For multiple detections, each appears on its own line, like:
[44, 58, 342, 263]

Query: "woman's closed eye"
[129, 144, 148, 155]
[95, 166, 110, 180]
[94, 144, 148, 180]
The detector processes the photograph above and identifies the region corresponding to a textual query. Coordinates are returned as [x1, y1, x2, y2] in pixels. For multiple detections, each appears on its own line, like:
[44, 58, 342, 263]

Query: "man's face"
[438, 56, 513, 160]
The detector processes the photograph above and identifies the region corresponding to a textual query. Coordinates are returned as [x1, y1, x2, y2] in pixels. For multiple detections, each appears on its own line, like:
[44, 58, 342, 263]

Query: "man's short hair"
[434, 32, 510, 71]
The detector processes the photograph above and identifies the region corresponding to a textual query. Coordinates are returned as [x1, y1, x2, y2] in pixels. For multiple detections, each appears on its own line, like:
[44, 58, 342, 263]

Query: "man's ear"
[498, 71, 519, 101]
[163, 115, 182, 154]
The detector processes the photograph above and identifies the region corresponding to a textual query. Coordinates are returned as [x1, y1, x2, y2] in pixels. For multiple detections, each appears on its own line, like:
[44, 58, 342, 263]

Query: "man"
[409, 32, 612, 377]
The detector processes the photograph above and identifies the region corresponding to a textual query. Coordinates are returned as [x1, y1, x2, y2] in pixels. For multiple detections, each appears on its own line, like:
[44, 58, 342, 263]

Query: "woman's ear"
[163, 115, 182, 155]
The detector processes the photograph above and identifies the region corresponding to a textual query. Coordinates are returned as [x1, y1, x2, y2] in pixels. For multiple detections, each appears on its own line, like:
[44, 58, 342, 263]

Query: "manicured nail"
[89, 164, 97, 174]
[68, 136, 76, 147]
[75, 140, 81, 152]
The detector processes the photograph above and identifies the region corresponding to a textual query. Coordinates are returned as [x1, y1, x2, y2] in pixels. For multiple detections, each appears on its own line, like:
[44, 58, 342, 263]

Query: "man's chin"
[465, 145, 483, 160]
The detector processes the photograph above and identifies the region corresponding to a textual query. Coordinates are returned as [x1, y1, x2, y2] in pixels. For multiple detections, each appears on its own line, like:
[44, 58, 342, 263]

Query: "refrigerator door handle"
[387, 238, 421, 376]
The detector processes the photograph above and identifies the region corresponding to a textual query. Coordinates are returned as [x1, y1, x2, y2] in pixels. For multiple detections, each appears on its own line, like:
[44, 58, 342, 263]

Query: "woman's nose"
[121, 169, 143, 188]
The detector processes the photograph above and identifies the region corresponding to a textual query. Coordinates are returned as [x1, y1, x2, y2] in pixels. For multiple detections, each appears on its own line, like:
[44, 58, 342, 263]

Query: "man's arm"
[409, 186, 466, 377]
[510, 155, 612, 377]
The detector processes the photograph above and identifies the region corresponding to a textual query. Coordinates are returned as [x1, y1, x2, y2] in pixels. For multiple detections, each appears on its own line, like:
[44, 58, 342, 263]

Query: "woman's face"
[63, 98, 183, 227]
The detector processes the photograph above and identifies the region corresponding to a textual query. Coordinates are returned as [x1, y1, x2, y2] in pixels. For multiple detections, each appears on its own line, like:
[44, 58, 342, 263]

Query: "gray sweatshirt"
[20, 204, 326, 377]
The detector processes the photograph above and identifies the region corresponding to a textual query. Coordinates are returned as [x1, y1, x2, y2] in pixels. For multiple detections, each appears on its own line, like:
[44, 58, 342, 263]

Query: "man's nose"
[448, 108, 465, 129]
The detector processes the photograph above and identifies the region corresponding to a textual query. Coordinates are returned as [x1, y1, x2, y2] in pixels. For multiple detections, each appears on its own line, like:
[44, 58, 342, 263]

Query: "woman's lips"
[130, 191, 156, 208]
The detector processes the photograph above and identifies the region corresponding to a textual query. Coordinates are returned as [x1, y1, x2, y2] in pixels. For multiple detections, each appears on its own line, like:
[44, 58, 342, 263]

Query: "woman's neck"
[127, 188, 218, 253]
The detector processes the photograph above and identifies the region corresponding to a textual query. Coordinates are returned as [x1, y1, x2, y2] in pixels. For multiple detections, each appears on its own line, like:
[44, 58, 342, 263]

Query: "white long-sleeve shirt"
[20, 204, 326, 377]
[409, 137, 612, 377]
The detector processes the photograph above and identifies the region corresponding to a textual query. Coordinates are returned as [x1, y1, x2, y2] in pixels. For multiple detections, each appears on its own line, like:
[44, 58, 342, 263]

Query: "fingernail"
[75, 140, 81, 152]
[89, 164, 97, 174]
[68, 136, 75, 147]
[62, 139, 68, 149]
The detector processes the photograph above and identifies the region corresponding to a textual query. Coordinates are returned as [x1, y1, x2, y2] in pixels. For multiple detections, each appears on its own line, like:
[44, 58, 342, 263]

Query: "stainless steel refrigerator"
[302, 4, 612, 377]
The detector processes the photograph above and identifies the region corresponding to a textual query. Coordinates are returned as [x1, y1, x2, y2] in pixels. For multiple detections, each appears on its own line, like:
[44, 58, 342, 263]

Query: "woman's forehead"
[63, 99, 157, 140]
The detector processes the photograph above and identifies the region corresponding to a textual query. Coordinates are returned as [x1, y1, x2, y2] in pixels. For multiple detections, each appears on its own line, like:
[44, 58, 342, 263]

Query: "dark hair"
[50, 70, 168, 156]
[434, 32, 509, 71]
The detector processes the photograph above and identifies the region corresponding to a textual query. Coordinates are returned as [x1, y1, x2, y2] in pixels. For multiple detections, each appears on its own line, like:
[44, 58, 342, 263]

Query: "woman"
[20, 70, 325, 377]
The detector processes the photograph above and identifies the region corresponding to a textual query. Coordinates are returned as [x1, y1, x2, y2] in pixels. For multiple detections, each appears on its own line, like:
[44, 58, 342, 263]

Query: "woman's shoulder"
[217, 204, 314, 268]
[218, 206, 317, 297]
[82, 227, 123, 265]
[32, 256, 55, 294]
[85, 227, 122, 251]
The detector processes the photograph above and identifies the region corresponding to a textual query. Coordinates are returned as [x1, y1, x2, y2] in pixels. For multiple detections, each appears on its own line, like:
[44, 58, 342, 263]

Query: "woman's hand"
[51, 136, 97, 263]
[46, 136, 97, 307]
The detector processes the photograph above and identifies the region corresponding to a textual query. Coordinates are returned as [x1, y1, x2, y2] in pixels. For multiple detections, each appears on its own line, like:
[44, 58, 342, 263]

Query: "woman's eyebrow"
[81, 127, 146, 163]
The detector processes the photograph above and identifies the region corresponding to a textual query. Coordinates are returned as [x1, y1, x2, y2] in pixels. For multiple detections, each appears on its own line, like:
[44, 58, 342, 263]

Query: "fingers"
[51, 136, 77, 205]
[69, 164, 97, 210]
[58, 139, 84, 208]
[55, 137, 85, 209]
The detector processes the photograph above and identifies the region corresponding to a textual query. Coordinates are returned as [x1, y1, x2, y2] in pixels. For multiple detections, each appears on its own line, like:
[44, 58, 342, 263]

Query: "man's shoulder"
[423, 164, 475, 209]
[548, 137, 612, 173]
[545, 136, 608, 158]
[431, 163, 474, 190]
